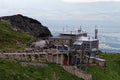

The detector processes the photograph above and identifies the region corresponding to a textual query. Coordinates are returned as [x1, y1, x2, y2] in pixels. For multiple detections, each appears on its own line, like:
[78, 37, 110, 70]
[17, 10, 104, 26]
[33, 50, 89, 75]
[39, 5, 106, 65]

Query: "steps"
[63, 66, 92, 80]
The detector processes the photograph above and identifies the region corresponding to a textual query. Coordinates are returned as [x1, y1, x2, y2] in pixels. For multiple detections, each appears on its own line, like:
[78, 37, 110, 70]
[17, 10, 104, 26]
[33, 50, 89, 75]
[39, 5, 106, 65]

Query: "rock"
[0, 14, 52, 37]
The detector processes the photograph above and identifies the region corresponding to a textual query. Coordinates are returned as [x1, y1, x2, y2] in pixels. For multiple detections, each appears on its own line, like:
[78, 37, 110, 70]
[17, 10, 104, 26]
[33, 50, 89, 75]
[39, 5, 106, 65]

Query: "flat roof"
[77, 36, 98, 41]
[60, 31, 87, 36]
[85, 56, 106, 61]
[48, 36, 71, 39]
[95, 58, 106, 61]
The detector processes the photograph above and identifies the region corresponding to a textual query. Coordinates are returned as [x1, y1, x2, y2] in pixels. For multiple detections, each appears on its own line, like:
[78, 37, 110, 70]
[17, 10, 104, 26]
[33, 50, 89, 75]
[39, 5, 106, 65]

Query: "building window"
[86, 44, 90, 49]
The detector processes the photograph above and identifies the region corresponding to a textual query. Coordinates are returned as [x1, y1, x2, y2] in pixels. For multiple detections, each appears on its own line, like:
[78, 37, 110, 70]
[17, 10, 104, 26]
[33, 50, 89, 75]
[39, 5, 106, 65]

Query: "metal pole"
[57, 53, 58, 64]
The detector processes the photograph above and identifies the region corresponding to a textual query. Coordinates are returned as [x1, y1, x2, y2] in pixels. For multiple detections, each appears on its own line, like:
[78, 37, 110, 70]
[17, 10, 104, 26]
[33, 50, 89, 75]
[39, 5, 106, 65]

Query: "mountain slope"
[0, 60, 83, 80]
[0, 14, 52, 37]
[0, 22, 35, 50]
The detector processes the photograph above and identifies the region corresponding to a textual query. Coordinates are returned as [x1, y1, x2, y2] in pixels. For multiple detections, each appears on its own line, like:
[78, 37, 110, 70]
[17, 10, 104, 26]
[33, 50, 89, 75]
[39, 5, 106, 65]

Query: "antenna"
[95, 25, 98, 39]
[63, 27, 64, 33]
[80, 26, 82, 31]
[95, 25, 97, 29]
[78, 26, 82, 33]
[88, 35, 90, 40]
[72, 27, 75, 32]
[80, 26, 82, 32]
[66, 25, 68, 32]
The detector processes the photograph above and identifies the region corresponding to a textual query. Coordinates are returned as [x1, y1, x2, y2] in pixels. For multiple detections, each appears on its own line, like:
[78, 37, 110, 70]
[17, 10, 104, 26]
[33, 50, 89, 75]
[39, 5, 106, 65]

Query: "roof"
[48, 36, 71, 40]
[95, 58, 106, 61]
[60, 31, 87, 36]
[92, 48, 98, 51]
[85, 56, 106, 61]
[73, 41, 83, 45]
[73, 36, 98, 45]
[78, 36, 89, 41]
[77, 36, 98, 41]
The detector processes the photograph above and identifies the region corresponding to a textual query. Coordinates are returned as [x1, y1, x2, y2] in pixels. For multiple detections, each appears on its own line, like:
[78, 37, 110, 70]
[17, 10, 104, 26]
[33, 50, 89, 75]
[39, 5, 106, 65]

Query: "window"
[86, 44, 90, 49]
[58, 45, 68, 51]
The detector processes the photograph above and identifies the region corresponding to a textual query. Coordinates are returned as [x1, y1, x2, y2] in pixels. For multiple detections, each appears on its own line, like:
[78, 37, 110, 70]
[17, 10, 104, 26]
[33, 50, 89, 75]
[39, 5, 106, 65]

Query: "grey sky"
[0, 0, 120, 32]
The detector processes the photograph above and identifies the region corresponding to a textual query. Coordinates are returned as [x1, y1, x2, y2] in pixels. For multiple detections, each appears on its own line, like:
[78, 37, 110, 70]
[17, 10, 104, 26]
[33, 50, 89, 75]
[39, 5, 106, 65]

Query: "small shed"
[95, 58, 106, 67]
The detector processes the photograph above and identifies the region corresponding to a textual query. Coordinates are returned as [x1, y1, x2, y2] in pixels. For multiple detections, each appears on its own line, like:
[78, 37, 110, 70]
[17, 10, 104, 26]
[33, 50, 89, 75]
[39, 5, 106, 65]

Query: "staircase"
[62, 66, 92, 80]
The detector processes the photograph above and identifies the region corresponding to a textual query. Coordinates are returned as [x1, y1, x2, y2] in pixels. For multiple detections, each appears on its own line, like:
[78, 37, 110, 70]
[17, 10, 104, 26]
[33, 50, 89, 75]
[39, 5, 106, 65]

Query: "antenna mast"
[95, 25, 98, 39]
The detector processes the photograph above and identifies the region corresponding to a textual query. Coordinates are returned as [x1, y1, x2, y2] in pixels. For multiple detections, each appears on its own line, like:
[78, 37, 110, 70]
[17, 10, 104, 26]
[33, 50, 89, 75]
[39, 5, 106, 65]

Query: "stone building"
[47, 28, 105, 67]
[73, 36, 99, 57]
[48, 37, 72, 47]
[48, 29, 87, 47]
[60, 29, 87, 46]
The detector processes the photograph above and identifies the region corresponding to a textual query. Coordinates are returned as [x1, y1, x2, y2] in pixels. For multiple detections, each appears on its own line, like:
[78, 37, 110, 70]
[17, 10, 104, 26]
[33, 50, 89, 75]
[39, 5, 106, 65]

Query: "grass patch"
[88, 53, 120, 80]
[0, 60, 83, 80]
[0, 22, 35, 50]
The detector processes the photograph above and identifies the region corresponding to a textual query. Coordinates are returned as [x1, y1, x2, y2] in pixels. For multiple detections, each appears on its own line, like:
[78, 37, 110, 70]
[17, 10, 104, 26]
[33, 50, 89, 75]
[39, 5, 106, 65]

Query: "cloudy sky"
[0, 0, 120, 32]
[62, 0, 120, 3]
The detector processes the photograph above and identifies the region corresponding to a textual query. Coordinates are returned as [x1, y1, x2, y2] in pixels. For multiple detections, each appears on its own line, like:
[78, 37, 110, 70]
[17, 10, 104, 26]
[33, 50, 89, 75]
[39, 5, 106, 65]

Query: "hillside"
[0, 22, 35, 50]
[0, 14, 52, 37]
[88, 53, 120, 80]
[0, 60, 83, 80]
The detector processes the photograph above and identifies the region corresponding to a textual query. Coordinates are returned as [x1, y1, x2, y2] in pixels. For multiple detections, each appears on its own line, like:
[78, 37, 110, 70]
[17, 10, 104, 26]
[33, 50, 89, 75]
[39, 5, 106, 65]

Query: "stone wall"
[63, 66, 92, 80]
[0, 53, 47, 62]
